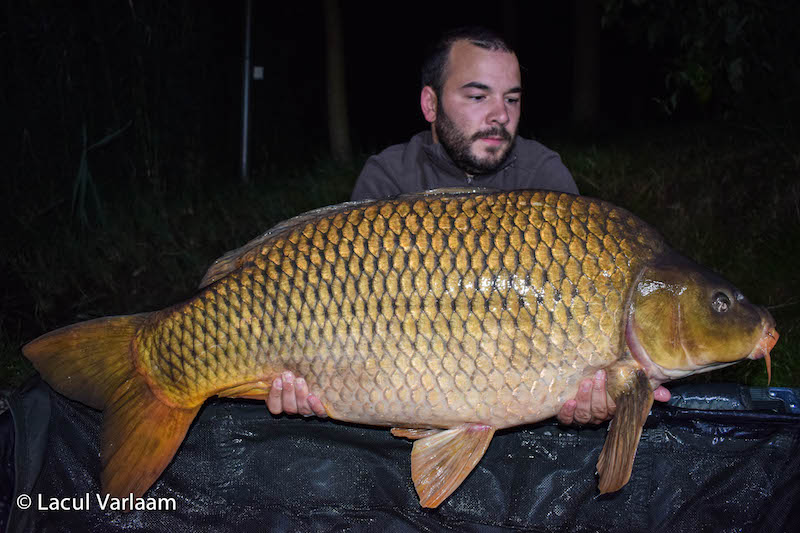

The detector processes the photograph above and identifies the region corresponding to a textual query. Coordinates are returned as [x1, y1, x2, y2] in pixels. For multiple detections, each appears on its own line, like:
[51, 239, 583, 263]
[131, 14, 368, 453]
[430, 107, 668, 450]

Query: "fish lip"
[746, 311, 779, 361]
[747, 313, 778, 384]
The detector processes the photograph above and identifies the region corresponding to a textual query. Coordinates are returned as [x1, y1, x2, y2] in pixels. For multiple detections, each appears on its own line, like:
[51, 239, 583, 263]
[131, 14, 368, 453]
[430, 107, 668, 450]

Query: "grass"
[1, 120, 798, 392]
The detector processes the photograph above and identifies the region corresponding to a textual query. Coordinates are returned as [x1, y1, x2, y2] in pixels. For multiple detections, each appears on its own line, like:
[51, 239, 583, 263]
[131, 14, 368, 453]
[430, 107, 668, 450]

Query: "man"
[350, 27, 577, 201]
[268, 27, 670, 424]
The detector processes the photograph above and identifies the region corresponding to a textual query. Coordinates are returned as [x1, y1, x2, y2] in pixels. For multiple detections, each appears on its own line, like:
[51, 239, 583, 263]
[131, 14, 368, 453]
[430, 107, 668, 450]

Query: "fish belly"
[309, 357, 604, 429]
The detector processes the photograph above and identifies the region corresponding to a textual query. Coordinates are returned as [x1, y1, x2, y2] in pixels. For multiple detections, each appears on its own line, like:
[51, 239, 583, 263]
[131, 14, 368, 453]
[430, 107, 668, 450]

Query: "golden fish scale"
[136, 191, 663, 429]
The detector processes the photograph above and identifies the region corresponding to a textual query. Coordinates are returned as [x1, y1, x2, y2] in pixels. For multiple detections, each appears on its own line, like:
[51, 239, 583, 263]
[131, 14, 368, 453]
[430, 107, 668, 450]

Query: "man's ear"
[420, 86, 438, 123]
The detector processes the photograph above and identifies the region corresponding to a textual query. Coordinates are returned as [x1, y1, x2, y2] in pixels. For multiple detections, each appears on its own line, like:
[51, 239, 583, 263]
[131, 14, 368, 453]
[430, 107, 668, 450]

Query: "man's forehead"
[444, 39, 521, 91]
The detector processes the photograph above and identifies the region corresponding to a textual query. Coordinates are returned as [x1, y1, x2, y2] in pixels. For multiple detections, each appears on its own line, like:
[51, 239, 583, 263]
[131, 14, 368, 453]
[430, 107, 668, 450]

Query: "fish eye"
[711, 292, 731, 313]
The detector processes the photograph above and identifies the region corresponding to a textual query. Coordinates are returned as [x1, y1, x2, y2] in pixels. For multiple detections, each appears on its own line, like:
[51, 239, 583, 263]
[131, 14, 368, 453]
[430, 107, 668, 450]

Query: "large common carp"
[24, 189, 778, 508]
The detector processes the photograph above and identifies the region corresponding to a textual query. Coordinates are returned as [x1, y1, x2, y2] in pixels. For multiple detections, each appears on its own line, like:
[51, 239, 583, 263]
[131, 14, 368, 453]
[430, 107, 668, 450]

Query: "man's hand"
[267, 371, 327, 417]
[557, 369, 671, 425]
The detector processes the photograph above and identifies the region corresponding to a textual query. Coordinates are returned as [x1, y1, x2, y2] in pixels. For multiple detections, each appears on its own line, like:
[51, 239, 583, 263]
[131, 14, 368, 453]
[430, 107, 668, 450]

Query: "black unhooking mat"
[2, 377, 799, 533]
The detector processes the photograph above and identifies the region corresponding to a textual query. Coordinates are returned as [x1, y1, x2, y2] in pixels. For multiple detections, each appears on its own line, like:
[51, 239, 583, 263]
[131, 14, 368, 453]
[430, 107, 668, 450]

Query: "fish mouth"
[747, 318, 779, 384]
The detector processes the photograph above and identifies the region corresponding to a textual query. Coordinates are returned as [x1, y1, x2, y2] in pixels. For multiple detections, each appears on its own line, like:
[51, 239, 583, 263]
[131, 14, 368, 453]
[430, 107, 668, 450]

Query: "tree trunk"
[324, 0, 352, 163]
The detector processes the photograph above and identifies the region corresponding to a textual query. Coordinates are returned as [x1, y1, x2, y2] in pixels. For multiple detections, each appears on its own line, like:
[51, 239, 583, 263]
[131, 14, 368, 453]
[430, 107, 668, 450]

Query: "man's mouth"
[472, 128, 511, 144]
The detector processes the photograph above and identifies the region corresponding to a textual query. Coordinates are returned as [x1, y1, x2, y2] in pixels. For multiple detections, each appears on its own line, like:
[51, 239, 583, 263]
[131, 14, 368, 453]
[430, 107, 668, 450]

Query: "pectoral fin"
[596, 369, 653, 494]
[394, 423, 495, 508]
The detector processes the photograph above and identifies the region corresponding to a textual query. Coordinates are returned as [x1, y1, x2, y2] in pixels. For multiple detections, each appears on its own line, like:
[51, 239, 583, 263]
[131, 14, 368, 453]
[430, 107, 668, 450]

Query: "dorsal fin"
[404, 186, 499, 197]
[198, 199, 369, 288]
[198, 187, 499, 289]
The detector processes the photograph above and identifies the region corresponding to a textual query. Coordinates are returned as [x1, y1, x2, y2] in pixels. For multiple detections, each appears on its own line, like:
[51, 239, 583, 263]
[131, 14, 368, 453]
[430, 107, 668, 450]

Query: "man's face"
[433, 40, 522, 175]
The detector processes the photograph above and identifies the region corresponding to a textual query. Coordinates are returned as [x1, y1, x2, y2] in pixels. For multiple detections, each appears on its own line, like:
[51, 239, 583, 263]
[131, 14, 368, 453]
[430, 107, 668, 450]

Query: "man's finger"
[295, 377, 313, 415]
[267, 377, 283, 415]
[653, 385, 671, 402]
[307, 394, 328, 418]
[590, 370, 608, 423]
[557, 399, 577, 425]
[573, 378, 593, 424]
[281, 371, 298, 414]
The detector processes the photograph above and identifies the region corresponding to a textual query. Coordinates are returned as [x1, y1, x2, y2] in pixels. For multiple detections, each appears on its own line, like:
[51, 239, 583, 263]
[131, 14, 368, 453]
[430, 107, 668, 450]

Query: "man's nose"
[487, 97, 509, 125]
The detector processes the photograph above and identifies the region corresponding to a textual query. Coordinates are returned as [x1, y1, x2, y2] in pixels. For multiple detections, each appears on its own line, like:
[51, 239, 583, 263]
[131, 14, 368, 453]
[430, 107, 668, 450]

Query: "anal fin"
[395, 423, 495, 508]
[596, 369, 653, 494]
[390, 427, 442, 440]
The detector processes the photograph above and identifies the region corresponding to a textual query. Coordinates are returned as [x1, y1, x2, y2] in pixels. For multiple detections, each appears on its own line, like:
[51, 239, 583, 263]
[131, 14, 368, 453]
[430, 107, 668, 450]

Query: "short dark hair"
[420, 26, 514, 95]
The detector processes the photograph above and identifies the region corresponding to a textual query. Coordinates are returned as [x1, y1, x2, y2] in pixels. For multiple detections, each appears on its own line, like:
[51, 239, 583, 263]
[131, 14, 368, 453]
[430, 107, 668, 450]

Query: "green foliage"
[602, 0, 800, 116]
[72, 121, 131, 229]
[2, 1, 234, 197]
[0, 329, 34, 394]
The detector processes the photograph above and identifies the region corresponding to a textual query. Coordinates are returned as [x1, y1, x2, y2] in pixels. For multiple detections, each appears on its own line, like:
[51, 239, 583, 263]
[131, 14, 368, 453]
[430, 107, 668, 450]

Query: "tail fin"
[23, 315, 147, 409]
[23, 315, 201, 498]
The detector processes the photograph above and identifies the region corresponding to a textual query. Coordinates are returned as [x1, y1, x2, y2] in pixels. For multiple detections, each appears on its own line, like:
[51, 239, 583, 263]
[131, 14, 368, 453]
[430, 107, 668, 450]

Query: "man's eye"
[468, 95, 486, 101]
[506, 97, 520, 104]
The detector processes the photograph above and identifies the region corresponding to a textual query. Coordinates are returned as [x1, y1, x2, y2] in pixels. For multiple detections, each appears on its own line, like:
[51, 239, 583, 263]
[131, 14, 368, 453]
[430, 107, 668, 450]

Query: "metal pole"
[240, 0, 252, 183]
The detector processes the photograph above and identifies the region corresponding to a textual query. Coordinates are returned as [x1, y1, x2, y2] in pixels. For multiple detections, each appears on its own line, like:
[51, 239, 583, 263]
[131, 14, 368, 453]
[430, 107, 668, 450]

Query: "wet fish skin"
[137, 190, 662, 428]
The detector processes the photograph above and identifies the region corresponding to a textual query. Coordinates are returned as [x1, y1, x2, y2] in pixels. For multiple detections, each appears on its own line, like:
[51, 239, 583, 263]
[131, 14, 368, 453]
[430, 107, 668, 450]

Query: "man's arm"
[536, 155, 579, 195]
[520, 150, 580, 194]
[350, 156, 402, 201]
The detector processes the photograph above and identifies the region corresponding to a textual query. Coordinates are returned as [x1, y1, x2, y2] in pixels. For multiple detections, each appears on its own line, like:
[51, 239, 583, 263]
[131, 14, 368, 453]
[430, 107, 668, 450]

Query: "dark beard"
[434, 102, 515, 176]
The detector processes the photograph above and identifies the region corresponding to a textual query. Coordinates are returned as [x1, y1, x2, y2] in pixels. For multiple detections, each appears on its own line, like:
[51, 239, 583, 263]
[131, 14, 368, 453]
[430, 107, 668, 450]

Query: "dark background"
[7, 0, 797, 185]
[1, 0, 799, 388]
